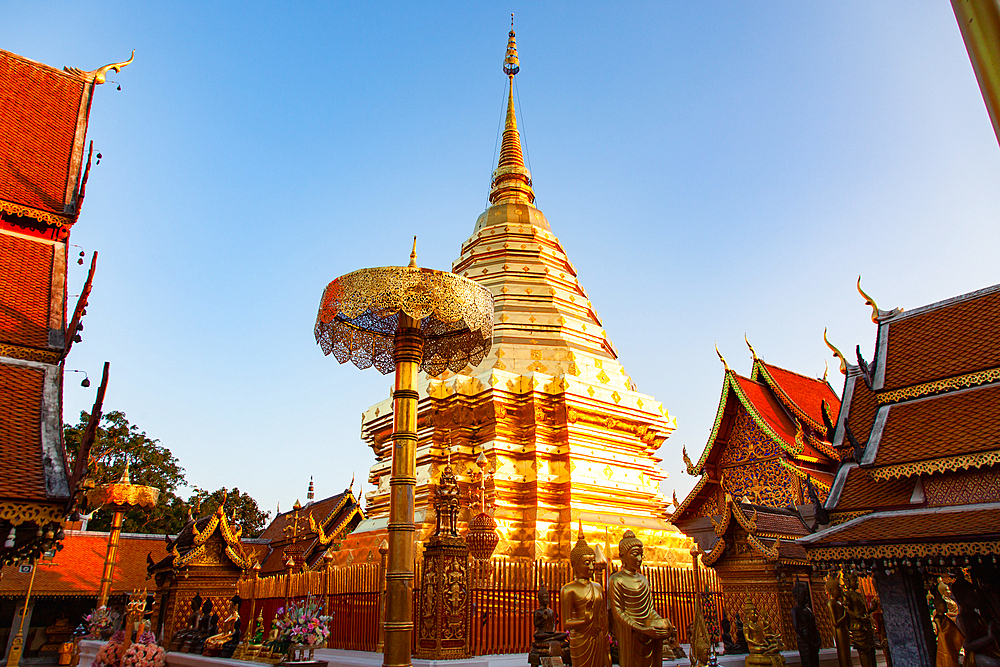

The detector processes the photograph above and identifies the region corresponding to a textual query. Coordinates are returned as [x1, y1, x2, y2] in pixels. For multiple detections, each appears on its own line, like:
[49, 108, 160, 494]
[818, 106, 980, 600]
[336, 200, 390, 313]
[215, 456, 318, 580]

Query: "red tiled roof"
[750, 507, 811, 538]
[0, 233, 54, 348]
[882, 287, 1000, 391]
[0, 363, 48, 499]
[258, 492, 358, 575]
[0, 531, 168, 597]
[0, 50, 92, 219]
[806, 504, 1000, 546]
[758, 362, 840, 433]
[734, 375, 797, 445]
[833, 466, 913, 512]
[872, 383, 1000, 468]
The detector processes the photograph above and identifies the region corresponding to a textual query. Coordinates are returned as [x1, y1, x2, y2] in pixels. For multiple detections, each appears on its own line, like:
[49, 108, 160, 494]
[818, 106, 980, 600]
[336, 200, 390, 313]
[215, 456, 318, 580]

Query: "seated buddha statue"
[203, 597, 240, 656]
[169, 596, 203, 651]
[183, 600, 216, 654]
[608, 530, 676, 667]
[743, 602, 785, 667]
[528, 585, 569, 666]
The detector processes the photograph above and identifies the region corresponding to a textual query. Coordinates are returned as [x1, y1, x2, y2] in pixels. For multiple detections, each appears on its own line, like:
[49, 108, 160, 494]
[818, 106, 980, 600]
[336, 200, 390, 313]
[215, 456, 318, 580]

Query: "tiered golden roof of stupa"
[340, 24, 691, 565]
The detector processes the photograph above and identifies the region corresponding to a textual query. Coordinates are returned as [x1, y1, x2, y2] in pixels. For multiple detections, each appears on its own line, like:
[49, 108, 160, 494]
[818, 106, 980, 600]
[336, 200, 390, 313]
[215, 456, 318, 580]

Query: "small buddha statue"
[824, 574, 851, 667]
[184, 599, 216, 654]
[528, 585, 569, 666]
[790, 583, 820, 667]
[203, 596, 241, 656]
[170, 595, 203, 651]
[560, 527, 610, 667]
[843, 572, 877, 667]
[608, 530, 677, 667]
[742, 602, 784, 667]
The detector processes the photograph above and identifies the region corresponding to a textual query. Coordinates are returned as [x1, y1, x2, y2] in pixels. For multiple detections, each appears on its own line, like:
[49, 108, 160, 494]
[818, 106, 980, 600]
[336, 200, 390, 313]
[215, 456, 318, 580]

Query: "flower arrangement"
[92, 630, 125, 667]
[84, 606, 119, 639]
[121, 631, 166, 667]
[273, 597, 331, 648]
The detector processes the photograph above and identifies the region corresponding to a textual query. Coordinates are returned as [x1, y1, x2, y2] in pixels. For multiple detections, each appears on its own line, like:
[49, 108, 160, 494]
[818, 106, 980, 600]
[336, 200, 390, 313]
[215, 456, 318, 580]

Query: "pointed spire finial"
[119, 462, 132, 484]
[504, 15, 519, 77]
[490, 20, 534, 206]
[408, 236, 418, 267]
[307, 476, 314, 501]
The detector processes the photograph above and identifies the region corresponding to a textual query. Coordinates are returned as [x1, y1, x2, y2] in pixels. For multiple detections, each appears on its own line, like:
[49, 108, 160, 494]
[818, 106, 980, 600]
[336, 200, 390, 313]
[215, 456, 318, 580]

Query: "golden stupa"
[338, 24, 692, 565]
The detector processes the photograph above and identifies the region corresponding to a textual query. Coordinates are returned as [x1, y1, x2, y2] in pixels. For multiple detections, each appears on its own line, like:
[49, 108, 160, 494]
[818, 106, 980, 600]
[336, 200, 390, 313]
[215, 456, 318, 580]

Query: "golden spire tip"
[408, 236, 418, 267]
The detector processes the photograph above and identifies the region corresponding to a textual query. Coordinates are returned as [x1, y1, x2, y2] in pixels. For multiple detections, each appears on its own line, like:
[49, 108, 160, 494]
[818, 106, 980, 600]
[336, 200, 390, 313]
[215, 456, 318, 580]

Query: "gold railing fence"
[239, 558, 721, 656]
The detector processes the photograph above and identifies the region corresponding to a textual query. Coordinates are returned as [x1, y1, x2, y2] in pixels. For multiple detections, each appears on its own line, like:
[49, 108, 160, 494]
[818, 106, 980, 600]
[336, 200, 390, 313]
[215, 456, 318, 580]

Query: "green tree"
[64, 411, 270, 537]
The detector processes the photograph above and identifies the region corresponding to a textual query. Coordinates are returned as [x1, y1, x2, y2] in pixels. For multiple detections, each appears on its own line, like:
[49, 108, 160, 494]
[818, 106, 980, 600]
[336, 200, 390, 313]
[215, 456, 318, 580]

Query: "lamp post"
[314, 240, 493, 667]
[87, 464, 159, 607]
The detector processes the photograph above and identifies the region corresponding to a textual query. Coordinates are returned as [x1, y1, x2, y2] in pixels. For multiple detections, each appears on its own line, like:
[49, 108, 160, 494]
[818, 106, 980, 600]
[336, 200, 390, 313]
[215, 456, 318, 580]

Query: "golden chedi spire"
[490, 16, 535, 206]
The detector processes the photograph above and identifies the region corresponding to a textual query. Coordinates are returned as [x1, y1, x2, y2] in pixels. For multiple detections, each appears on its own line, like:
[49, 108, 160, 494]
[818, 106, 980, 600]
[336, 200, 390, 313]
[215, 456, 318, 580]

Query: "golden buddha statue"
[742, 602, 785, 667]
[932, 590, 964, 667]
[843, 572, 877, 667]
[204, 598, 240, 652]
[824, 573, 851, 667]
[608, 530, 676, 667]
[560, 526, 610, 667]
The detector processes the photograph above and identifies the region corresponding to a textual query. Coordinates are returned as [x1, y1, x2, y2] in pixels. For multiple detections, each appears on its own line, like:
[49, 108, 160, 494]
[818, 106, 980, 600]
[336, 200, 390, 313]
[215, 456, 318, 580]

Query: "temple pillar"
[873, 567, 934, 667]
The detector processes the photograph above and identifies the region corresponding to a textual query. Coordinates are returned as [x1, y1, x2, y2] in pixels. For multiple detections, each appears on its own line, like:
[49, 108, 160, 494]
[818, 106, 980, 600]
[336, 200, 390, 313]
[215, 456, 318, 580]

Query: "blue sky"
[4, 2, 999, 518]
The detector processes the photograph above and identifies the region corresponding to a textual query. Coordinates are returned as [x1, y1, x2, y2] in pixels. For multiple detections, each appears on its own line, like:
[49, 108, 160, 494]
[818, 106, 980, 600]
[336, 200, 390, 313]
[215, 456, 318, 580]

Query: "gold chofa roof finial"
[745, 333, 758, 361]
[824, 328, 848, 376]
[857, 276, 879, 323]
[715, 342, 730, 372]
[490, 19, 535, 206]
[65, 50, 135, 85]
[408, 236, 418, 267]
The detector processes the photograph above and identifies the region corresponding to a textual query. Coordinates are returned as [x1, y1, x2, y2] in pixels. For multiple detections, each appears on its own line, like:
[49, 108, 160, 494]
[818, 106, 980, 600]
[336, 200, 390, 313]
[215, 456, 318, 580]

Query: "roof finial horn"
[824, 328, 848, 376]
[744, 334, 758, 361]
[857, 276, 879, 324]
[715, 342, 730, 372]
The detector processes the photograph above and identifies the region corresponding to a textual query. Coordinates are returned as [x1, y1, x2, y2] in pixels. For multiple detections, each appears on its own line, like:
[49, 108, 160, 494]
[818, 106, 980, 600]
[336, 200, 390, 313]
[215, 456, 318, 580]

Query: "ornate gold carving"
[683, 446, 697, 475]
[868, 449, 1000, 480]
[702, 536, 726, 565]
[0, 501, 65, 525]
[824, 328, 848, 375]
[0, 343, 61, 364]
[315, 263, 494, 376]
[0, 197, 73, 227]
[806, 540, 1000, 562]
[876, 367, 1000, 404]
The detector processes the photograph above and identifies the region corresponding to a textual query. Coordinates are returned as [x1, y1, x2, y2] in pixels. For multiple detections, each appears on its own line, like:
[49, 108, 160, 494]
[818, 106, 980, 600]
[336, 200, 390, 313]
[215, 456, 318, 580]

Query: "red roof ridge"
[0, 48, 92, 83]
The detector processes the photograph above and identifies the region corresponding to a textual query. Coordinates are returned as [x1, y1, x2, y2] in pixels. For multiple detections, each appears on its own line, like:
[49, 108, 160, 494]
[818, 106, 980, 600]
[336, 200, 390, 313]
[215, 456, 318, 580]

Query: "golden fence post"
[6, 561, 38, 667]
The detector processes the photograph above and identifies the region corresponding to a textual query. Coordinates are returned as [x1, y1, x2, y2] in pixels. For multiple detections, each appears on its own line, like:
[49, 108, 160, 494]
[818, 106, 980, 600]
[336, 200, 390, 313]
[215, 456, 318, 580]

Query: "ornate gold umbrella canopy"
[314, 241, 493, 667]
[86, 464, 160, 607]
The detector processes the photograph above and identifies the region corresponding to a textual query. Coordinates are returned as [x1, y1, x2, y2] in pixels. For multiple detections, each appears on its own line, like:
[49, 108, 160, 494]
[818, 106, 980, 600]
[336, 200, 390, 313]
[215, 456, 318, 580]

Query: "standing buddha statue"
[843, 572, 877, 667]
[608, 530, 676, 667]
[560, 526, 610, 667]
[790, 582, 820, 667]
[824, 573, 851, 667]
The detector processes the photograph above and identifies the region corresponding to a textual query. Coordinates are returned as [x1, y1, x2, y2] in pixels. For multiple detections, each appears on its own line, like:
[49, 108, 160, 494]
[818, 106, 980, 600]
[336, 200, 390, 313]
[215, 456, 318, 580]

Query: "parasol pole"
[384, 313, 424, 667]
